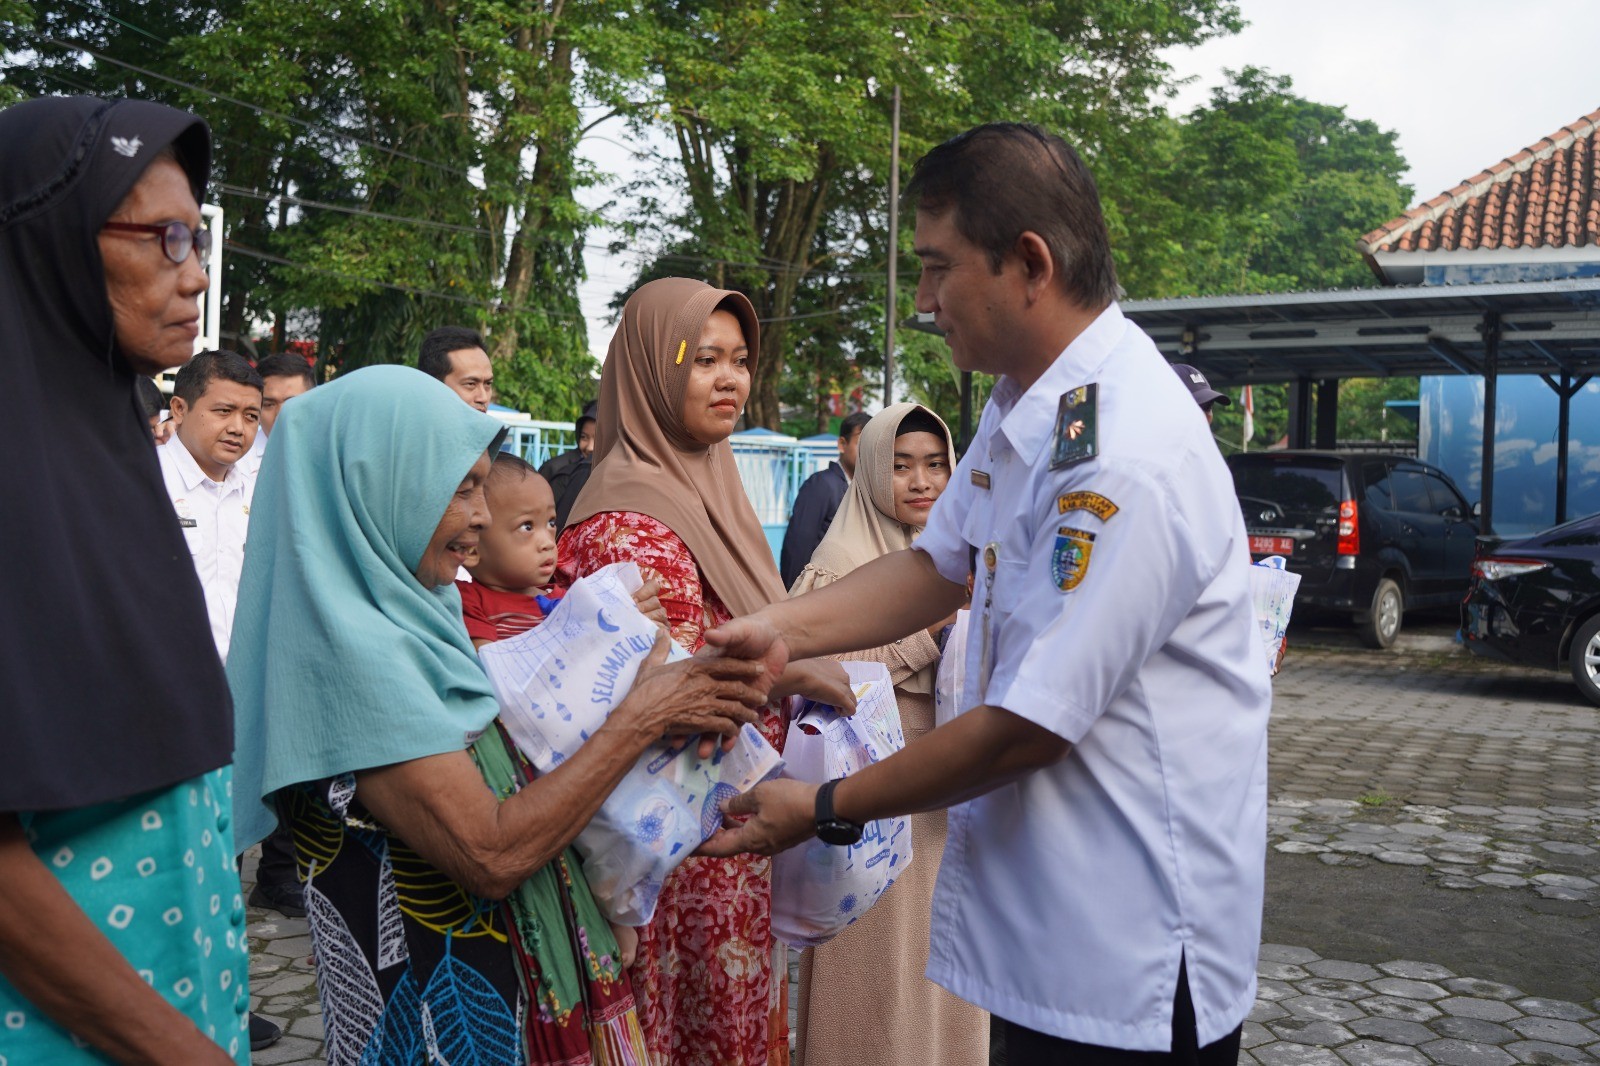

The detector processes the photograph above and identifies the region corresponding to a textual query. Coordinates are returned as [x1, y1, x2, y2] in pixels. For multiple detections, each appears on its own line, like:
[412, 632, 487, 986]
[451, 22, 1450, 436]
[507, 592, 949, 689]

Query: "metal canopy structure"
[1121, 277, 1600, 530]
[1122, 277, 1600, 384]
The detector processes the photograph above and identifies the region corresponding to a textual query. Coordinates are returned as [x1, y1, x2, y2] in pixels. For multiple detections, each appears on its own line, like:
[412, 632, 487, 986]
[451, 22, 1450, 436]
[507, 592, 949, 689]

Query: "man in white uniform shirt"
[240, 352, 315, 477]
[157, 350, 261, 662]
[703, 124, 1271, 1064]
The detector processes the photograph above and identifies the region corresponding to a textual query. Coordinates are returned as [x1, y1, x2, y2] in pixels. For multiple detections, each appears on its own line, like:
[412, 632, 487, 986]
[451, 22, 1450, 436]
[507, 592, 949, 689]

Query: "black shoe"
[248, 880, 307, 918]
[248, 1013, 283, 1052]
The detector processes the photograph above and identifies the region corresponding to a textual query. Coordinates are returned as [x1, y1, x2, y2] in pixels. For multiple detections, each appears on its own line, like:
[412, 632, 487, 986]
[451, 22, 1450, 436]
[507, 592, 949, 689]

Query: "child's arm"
[609, 922, 638, 968]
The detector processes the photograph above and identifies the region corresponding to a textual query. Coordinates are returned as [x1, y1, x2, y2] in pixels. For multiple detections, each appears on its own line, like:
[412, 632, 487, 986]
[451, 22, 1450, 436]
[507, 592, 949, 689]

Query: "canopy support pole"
[1480, 312, 1501, 533]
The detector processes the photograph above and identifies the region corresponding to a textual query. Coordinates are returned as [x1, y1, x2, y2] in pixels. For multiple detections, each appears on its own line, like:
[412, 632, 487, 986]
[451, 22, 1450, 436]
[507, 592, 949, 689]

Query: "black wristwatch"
[814, 777, 864, 846]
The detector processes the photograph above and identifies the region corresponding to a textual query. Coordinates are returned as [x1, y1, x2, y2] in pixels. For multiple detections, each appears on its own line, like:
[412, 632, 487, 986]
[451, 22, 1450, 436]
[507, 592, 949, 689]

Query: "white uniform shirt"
[915, 303, 1271, 1050]
[240, 426, 267, 479]
[158, 435, 254, 662]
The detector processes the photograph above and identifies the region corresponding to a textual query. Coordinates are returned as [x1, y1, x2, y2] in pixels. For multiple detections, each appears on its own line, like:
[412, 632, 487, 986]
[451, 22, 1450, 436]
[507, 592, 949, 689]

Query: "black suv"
[1225, 451, 1477, 648]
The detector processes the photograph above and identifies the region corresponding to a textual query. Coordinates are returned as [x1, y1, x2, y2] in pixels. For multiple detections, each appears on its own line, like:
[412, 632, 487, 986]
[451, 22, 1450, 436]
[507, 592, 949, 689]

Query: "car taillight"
[1336, 499, 1359, 555]
[1472, 557, 1551, 581]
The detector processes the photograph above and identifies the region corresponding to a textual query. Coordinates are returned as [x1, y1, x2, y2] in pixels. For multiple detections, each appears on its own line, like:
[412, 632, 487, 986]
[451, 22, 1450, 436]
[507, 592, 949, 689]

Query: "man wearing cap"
[701, 122, 1271, 1065]
[1172, 363, 1231, 423]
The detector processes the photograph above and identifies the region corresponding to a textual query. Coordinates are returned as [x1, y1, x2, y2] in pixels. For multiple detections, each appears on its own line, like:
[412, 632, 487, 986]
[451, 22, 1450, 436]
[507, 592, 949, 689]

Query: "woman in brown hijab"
[558, 277, 851, 1066]
[789, 403, 988, 1066]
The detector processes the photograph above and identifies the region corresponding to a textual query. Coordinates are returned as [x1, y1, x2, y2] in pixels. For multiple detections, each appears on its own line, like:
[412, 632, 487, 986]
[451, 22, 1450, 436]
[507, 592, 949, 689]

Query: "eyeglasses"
[100, 220, 212, 268]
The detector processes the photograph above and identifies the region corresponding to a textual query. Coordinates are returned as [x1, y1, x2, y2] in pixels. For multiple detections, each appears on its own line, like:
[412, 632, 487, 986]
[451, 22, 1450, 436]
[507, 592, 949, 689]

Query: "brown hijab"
[567, 277, 787, 617]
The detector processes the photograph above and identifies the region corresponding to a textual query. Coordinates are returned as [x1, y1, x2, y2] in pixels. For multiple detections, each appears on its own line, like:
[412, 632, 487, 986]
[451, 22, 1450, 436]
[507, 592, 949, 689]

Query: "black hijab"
[0, 96, 234, 811]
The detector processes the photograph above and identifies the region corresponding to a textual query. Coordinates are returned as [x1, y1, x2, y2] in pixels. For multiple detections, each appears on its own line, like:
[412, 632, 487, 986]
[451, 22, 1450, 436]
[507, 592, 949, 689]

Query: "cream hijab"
[566, 277, 787, 618]
[790, 403, 956, 692]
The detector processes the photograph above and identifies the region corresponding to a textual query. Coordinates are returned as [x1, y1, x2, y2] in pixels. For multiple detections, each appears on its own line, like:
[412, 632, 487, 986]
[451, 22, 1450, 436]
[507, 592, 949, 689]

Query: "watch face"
[817, 820, 864, 847]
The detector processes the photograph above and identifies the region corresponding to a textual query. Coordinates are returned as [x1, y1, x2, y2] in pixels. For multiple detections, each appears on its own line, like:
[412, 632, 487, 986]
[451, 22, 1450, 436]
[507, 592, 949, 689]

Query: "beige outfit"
[789, 404, 990, 1066]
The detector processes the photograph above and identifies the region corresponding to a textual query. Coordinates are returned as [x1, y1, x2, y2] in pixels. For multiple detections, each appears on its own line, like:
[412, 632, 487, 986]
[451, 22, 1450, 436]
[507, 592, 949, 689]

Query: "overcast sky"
[576, 0, 1600, 357]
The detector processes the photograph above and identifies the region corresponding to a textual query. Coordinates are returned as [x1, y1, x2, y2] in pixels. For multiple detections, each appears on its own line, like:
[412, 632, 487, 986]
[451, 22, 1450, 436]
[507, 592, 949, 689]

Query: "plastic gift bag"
[477, 562, 783, 925]
[1249, 555, 1302, 675]
[770, 660, 913, 948]
[933, 608, 971, 728]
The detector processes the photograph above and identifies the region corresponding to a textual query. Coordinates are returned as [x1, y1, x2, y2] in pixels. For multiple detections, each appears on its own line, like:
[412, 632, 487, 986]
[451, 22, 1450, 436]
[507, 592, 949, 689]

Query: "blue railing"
[495, 414, 839, 562]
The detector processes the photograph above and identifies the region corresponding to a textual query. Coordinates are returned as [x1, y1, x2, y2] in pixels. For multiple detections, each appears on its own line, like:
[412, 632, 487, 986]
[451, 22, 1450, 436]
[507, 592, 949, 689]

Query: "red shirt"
[457, 581, 565, 643]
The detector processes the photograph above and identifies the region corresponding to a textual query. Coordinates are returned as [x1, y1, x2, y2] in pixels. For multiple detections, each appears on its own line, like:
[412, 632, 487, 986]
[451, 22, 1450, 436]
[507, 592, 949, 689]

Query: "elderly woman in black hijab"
[0, 97, 247, 1064]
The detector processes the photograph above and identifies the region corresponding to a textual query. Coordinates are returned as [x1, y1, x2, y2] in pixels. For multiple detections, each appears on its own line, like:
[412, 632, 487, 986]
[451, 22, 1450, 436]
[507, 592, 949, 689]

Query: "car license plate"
[1249, 535, 1295, 556]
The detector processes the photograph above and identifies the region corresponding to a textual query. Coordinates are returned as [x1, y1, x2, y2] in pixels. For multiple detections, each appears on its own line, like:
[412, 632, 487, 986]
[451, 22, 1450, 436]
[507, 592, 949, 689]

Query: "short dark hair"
[173, 350, 262, 406]
[839, 411, 872, 442]
[905, 123, 1118, 309]
[419, 326, 485, 381]
[136, 376, 164, 420]
[488, 452, 539, 486]
[255, 352, 316, 390]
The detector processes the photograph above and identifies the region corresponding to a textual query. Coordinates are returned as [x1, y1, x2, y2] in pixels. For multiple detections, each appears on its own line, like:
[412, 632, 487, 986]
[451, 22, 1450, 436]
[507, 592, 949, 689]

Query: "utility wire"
[224, 241, 587, 322]
[217, 184, 495, 236]
[28, 32, 484, 184]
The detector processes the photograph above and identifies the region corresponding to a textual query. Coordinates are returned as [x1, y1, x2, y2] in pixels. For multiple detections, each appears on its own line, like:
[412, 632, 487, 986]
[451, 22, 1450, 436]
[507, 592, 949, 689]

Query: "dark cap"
[576, 400, 598, 432]
[1171, 363, 1231, 408]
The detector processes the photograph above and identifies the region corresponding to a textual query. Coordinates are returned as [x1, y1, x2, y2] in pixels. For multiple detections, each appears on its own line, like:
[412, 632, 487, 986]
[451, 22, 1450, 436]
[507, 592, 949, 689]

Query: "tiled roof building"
[1358, 108, 1600, 285]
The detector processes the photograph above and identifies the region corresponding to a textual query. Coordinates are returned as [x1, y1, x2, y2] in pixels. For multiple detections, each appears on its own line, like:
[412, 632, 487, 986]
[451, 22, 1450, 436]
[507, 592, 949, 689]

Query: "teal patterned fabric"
[0, 768, 251, 1063]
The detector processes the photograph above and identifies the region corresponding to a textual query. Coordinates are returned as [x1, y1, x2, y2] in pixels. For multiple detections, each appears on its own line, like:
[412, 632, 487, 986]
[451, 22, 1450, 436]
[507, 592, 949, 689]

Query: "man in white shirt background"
[418, 324, 495, 412]
[703, 123, 1271, 1066]
[158, 350, 261, 663]
[240, 353, 316, 478]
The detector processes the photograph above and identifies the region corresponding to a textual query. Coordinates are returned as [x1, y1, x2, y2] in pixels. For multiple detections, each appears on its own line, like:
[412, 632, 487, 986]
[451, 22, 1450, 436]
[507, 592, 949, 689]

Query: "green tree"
[616, 0, 1242, 427]
[2, 0, 626, 414]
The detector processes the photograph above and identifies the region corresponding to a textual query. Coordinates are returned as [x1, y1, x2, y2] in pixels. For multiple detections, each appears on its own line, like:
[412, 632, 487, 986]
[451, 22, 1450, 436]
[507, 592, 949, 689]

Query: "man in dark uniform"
[779, 410, 870, 587]
[538, 401, 596, 531]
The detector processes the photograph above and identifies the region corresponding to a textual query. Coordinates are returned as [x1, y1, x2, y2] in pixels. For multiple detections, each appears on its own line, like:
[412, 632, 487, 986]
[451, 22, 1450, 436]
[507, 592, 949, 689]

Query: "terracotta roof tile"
[1358, 107, 1600, 254]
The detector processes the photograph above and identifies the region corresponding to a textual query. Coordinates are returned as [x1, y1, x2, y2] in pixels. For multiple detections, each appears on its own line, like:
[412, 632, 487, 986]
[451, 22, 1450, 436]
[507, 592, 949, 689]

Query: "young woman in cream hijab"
[789, 402, 989, 1066]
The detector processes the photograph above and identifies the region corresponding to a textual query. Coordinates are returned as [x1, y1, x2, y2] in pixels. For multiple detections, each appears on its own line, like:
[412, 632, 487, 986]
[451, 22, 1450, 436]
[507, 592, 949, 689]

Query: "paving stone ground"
[243, 640, 1600, 1065]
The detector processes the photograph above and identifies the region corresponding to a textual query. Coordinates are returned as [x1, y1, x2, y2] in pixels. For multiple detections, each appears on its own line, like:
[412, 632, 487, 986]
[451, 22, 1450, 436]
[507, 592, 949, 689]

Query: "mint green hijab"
[228, 365, 506, 850]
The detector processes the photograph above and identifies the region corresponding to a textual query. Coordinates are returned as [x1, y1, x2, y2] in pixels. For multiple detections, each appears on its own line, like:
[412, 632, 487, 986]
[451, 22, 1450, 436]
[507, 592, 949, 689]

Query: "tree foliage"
[2, 4, 1416, 438]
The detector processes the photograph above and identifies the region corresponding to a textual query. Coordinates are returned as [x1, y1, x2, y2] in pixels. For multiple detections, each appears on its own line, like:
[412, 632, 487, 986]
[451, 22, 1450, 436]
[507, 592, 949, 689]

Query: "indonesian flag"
[1241, 385, 1255, 447]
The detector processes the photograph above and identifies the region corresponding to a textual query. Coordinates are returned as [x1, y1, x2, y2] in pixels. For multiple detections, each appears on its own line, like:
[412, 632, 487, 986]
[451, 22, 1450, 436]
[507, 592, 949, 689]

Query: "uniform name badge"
[1051, 526, 1095, 592]
[1049, 383, 1098, 470]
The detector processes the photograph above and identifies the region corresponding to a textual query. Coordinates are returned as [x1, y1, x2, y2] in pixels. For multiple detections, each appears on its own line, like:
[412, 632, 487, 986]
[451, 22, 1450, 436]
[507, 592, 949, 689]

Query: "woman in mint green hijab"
[228, 365, 769, 1065]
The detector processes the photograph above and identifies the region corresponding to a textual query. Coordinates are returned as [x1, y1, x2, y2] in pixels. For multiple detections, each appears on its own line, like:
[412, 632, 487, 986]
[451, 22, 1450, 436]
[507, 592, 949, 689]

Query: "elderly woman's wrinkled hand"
[617, 631, 768, 754]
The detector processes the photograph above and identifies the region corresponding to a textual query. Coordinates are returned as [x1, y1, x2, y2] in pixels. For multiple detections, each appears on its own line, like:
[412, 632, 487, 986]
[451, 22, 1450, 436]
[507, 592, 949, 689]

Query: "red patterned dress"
[558, 512, 789, 1066]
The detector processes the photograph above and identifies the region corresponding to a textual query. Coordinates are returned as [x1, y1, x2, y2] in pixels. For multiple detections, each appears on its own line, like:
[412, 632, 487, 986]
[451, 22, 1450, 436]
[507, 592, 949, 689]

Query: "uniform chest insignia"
[1051, 526, 1096, 592]
[1057, 491, 1118, 521]
[971, 470, 991, 490]
[1049, 383, 1098, 470]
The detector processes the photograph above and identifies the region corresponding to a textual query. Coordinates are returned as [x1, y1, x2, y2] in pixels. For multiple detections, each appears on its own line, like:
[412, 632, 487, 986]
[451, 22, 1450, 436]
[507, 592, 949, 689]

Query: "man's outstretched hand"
[700, 614, 791, 695]
[697, 779, 819, 857]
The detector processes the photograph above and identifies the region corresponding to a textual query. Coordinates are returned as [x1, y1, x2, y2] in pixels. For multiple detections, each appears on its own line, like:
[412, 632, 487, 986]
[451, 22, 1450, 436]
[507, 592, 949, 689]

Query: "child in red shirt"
[458, 455, 569, 644]
[459, 453, 666, 964]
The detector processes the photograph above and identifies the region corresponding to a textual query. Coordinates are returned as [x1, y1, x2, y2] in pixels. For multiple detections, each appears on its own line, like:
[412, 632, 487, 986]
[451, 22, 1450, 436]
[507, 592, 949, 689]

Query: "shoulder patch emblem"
[1051, 526, 1096, 592]
[1057, 491, 1118, 521]
[1049, 383, 1098, 470]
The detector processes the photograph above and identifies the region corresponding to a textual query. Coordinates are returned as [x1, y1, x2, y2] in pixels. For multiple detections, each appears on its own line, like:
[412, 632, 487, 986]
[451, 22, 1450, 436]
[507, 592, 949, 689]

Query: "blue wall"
[1419, 375, 1600, 536]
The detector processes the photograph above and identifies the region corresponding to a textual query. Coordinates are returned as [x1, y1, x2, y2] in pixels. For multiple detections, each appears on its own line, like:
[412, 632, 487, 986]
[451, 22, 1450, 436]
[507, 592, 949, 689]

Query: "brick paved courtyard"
[243, 640, 1600, 1065]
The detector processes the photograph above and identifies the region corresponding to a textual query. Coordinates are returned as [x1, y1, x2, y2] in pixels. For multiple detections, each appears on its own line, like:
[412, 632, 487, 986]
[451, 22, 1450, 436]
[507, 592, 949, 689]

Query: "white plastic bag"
[1249, 555, 1301, 675]
[770, 661, 913, 948]
[477, 562, 784, 925]
[933, 609, 971, 728]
